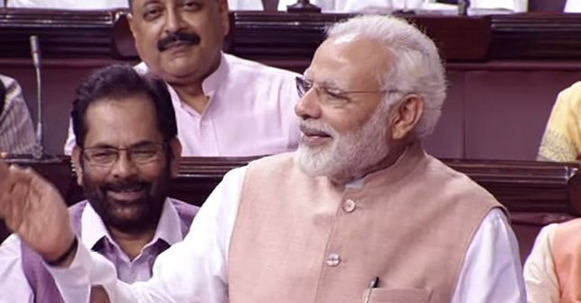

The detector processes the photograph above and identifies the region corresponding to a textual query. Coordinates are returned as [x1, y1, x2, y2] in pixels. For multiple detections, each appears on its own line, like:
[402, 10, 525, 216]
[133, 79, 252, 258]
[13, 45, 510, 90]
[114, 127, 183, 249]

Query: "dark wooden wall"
[2, 10, 581, 160]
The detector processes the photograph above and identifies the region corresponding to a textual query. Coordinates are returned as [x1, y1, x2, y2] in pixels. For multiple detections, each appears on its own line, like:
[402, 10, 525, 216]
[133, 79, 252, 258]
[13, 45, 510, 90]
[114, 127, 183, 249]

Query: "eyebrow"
[140, 0, 160, 7]
[319, 79, 343, 91]
[86, 140, 157, 149]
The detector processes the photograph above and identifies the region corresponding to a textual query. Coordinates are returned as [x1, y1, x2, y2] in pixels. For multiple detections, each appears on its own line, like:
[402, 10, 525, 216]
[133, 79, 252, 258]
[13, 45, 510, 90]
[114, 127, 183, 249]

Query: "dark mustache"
[104, 180, 148, 192]
[157, 32, 201, 52]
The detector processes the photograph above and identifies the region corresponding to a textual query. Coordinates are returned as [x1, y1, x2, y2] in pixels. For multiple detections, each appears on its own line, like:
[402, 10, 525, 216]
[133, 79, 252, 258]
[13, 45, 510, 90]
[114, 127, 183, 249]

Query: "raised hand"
[0, 160, 75, 264]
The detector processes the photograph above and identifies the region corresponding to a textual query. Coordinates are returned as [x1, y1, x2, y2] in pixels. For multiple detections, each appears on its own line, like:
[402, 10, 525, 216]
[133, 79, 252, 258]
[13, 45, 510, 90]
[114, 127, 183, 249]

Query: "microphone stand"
[28, 35, 55, 162]
[287, 0, 321, 13]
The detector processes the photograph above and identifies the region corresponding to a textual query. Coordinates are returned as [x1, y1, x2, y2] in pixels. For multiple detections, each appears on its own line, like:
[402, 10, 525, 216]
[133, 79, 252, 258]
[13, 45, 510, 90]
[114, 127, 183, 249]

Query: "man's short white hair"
[326, 15, 447, 139]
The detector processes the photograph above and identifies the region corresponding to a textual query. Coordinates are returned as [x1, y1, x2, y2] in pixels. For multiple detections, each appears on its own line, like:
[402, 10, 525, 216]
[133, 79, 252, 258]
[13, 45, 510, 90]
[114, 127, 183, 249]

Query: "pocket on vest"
[361, 287, 432, 302]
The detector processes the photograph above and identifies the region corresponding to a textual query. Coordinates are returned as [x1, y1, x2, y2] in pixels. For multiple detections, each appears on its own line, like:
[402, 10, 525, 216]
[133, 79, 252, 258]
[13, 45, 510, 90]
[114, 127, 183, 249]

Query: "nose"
[110, 151, 138, 179]
[165, 7, 186, 34]
[294, 88, 322, 120]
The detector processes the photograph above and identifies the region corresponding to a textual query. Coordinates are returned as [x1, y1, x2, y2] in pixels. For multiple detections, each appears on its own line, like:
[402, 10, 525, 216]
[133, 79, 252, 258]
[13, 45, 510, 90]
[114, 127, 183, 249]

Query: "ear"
[168, 138, 182, 178]
[127, 12, 138, 40]
[72, 146, 84, 186]
[390, 95, 424, 141]
[218, 0, 230, 37]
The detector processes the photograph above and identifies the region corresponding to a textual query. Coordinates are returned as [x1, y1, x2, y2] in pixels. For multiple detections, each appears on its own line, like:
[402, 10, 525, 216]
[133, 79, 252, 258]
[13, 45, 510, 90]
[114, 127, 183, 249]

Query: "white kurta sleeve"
[450, 208, 527, 303]
[47, 167, 247, 303]
[0, 235, 34, 303]
[523, 224, 559, 303]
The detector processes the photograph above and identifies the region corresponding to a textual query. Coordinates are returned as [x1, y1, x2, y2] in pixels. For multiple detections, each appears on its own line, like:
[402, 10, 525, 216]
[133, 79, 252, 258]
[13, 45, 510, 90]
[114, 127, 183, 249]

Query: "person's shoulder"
[224, 54, 298, 78]
[0, 74, 15, 86]
[0, 75, 19, 93]
[424, 153, 499, 203]
[555, 217, 581, 234]
[248, 152, 296, 166]
[557, 81, 581, 105]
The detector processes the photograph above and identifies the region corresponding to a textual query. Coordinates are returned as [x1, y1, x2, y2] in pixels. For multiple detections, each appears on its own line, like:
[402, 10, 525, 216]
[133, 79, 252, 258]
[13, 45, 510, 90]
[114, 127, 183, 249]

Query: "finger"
[0, 166, 40, 229]
[0, 166, 29, 221]
[5, 182, 29, 233]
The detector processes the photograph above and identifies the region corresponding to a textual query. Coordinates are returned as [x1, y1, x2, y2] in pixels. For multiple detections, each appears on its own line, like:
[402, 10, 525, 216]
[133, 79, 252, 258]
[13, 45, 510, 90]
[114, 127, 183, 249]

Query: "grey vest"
[20, 199, 198, 303]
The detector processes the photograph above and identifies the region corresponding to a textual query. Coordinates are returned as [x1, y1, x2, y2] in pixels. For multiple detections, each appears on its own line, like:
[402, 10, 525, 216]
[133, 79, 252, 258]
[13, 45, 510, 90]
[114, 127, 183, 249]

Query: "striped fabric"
[0, 75, 36, 155]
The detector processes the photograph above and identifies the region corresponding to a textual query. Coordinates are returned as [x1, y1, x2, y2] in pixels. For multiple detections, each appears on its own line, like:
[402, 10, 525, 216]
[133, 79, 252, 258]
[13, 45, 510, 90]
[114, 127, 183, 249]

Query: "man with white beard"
[0, 15, 526, 303]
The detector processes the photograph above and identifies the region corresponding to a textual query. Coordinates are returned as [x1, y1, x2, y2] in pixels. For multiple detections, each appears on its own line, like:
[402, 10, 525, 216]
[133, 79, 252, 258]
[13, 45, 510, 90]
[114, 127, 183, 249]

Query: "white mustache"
[299, 120, 337, 137]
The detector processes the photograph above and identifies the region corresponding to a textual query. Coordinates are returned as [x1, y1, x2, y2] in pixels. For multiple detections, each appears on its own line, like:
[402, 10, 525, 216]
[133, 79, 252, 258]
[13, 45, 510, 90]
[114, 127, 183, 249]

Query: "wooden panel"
[2, 156, 577, 213]
[0, 8, 118, 58]
[3, 10, 581, 61]
[490, 14, 581, 60]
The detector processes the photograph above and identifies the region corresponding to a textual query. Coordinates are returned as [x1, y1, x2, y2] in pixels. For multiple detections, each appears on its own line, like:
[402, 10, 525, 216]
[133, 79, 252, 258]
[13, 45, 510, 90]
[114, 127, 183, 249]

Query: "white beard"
[294, 101, 391, 181]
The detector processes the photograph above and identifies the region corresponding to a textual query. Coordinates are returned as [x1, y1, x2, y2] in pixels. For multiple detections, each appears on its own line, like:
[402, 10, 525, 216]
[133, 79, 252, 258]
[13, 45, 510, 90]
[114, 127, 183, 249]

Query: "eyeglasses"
[295, 76, 393, 108]
[82, 143, 166, 167]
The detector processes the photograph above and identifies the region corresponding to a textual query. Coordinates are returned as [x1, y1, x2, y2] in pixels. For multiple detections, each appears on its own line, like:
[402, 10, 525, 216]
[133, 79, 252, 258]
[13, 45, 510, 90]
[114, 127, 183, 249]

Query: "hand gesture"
[0, 160, 75, 264]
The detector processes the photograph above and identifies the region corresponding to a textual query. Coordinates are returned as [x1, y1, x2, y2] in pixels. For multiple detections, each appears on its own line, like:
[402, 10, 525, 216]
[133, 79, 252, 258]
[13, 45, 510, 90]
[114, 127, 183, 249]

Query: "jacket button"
[343, 199, 357, 213]
[326, 253, 341, 267]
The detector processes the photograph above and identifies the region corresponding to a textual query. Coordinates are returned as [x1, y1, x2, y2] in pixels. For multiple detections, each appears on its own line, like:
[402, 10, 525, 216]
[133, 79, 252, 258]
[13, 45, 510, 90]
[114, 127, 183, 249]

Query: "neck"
[108, 226, 157, 261]
[172, 83, 209, 114]
[169, 51, 222, 114]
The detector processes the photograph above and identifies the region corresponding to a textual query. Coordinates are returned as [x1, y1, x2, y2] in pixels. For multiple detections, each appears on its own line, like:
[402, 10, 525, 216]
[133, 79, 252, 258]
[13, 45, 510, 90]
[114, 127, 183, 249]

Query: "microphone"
[29, 35, 44, 160]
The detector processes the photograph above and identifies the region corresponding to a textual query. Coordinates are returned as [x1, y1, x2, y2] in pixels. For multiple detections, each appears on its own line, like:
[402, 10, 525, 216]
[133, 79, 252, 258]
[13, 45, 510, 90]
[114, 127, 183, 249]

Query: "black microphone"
[29, 35, 44, 159]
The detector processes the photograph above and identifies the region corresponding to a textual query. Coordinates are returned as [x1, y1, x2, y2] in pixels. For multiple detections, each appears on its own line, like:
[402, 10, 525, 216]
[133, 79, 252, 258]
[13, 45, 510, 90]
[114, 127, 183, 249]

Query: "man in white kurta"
[0, 14, 526, 303]
[64, 53, 300, 157]
[278, 0, 527, 12]
[61, 0, 299, 157]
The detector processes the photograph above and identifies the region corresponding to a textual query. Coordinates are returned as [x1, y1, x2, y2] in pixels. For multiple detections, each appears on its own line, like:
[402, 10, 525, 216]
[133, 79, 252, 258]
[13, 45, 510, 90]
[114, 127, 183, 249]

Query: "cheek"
[82, 170, 109, 188]
[136, 162, 167, 181]
[323, 113, 366, 134]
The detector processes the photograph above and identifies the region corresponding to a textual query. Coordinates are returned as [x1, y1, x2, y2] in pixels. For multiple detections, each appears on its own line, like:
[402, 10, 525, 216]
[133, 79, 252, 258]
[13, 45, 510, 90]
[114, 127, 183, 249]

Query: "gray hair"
[326, 15, 447, 139]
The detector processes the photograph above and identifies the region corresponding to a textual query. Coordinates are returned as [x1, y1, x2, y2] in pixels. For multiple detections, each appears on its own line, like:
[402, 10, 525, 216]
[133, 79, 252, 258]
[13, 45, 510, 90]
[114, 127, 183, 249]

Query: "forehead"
[131, 0, 213, 8]
[84, 95, 162, 146]
[306, 37, 391, 89]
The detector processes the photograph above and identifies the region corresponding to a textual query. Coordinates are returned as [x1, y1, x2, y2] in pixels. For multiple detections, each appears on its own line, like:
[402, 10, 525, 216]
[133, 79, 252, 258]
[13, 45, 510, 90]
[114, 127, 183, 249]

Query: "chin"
[294, 146, 335, 177]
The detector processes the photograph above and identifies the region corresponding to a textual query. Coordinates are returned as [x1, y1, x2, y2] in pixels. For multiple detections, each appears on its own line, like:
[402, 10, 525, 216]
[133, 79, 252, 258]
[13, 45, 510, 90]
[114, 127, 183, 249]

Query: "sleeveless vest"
[228, 142, 503, 303]
[20, 199, 198, 303]
[552, 218, 581, 303]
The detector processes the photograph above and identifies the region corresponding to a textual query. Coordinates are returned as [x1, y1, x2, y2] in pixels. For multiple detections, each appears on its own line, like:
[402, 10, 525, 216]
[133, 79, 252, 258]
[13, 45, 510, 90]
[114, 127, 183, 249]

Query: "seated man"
[524, 219, 581, 303]
[0, 64, 199, 302]
[0, 75, 36, 155]
[7, 0, 264, 10]
[63, 0, 298, 156]
[0, 15, 525, 303]
[278, 0, 527, 12]
[566, 0, 581, 12]
[537, 82, 581, 162]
